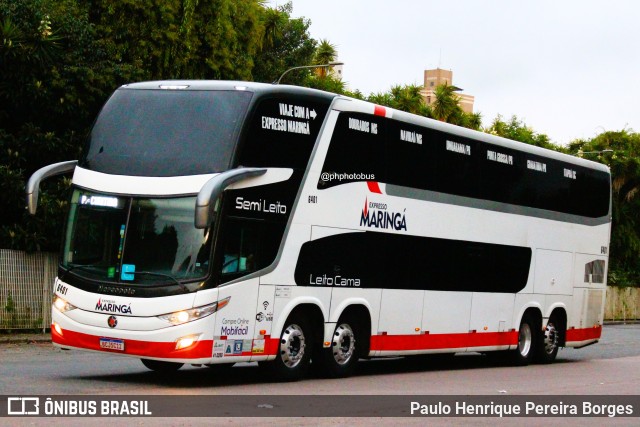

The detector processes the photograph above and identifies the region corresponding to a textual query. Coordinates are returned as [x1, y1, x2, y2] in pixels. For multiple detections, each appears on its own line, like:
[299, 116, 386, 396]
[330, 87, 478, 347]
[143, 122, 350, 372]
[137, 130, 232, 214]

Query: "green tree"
[190, 0, 263, 80]
[365, 83, 486, 130]
[389, 85, 430, 116]
[313, 39, 337, 78]
[463, 112, 483, 131]
[432, 83, 461, 122]
[305, 74, 346, 93]
[252, 2, 317, 84]
[0, 0, 108, 251]
[569, 130, 640, 285]
[88, 0, 263, 80]
[486, 115, 563, 151]
[0, 0, 267, 251]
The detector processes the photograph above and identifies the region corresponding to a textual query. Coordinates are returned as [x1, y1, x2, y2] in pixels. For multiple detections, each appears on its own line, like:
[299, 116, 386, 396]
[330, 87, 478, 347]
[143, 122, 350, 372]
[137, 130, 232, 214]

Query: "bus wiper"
[132, 271, 189, 293]
[60, 264, 102, 281]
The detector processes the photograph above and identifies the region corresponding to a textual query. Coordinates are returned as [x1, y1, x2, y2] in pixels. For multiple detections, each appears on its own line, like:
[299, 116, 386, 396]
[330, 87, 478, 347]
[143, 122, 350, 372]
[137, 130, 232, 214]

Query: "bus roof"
[120, 80, 609, 175]
[120, 80, 338, 101]
[331, 97, 610, 174]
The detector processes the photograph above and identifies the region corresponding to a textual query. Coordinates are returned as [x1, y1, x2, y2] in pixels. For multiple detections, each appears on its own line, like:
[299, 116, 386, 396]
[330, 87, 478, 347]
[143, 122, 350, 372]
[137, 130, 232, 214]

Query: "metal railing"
[0, 250, 57, 331]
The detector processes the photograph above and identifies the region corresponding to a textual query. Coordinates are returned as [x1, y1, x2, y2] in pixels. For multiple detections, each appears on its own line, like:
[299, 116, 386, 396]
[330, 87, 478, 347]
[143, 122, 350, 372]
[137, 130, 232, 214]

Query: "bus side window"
[218, 218, 284, 280]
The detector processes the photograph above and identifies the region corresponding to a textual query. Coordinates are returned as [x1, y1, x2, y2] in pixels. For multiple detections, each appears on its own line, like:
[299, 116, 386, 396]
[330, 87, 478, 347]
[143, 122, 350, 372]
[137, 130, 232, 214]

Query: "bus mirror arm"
[195, 167, 267, 229]
[26, 160, 78, 215]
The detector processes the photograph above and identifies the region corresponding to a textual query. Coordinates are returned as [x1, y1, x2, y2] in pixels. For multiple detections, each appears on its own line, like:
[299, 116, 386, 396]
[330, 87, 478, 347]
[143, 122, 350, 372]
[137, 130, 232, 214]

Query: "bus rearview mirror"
[195, 167, 267, 229]
[26, 160, 78, 215]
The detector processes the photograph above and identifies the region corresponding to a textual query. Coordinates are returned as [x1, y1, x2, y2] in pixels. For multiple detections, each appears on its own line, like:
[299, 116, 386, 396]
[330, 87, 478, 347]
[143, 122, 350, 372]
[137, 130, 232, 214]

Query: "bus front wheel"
[265, 314, 313, 381]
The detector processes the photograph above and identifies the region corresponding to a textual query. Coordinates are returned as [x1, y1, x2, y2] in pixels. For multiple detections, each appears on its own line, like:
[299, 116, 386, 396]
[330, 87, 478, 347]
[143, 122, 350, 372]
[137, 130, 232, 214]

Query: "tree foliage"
[1, 0, 105, 251]
[0, 0, 268, 251]
[366, 83, 481, 130]
[313, 39, 337, 78]
[486, 115, 564, 151]
[252, 2, 317, 85]
[569, 131, 640, 285]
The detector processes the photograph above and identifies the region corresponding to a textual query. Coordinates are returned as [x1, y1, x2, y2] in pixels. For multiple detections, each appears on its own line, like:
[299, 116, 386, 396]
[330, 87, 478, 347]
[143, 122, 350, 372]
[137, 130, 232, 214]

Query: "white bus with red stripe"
[27, 81, 610, 378]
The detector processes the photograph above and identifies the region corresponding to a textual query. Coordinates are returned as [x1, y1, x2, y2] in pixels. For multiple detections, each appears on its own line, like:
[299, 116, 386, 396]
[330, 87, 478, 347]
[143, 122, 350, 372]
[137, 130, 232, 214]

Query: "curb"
[603, 320, 640, 325]
[0, 334, 51, 345]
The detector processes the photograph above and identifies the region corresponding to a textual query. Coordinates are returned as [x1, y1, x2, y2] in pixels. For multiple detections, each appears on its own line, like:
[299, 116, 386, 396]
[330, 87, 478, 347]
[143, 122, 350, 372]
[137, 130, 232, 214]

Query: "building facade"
[421, 68, 475, 113]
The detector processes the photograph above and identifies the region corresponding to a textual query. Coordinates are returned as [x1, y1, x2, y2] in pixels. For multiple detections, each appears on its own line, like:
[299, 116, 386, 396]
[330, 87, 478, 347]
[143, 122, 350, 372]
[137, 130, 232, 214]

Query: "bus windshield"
[80, 88, 252, 176]
[62, 189, 213, 285]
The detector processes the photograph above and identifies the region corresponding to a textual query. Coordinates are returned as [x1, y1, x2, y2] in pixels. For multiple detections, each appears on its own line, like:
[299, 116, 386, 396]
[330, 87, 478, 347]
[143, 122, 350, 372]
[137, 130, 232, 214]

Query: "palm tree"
[313, 39, 337, 77]
[465, 112, 482, 130]
[432, 83, 462, 122]
[260, 6, 284, 50]
[390, 85, 426, 116]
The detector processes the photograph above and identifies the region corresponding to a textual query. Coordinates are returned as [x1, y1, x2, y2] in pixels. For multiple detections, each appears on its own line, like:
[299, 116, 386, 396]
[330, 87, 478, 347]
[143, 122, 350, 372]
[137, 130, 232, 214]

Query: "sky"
[269, 0, 640, 146]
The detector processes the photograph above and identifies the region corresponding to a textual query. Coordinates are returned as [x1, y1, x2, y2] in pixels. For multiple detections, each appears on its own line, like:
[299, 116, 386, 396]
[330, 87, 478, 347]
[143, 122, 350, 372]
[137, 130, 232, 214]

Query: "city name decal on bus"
[95, 298, 132, 314]
[348, 118, 378, 134]
[360, 198, 407, 231]
[235, 197, 287, 214]
[400, 129, 423, 144]
[487, 149, 513, 165]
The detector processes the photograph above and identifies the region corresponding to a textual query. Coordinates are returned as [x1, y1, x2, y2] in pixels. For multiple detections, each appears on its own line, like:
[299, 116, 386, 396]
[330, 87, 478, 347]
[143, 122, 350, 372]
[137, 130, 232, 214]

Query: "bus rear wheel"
[508, 313, 538, 366]
[315, 317, 361, 378]
[141, 359, 183, 372]
[265, 314, 313, 381]
[537, 314, 561, 364]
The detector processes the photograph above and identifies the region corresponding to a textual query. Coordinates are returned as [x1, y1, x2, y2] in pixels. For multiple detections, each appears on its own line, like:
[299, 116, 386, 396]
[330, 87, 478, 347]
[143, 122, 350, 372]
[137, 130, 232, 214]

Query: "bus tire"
[266, 313, 313, 381]
[140, 359, 183, 372]
[509, 313, 538, 366]
[537, 314, 561, 364]
[315, 316, 361, 378]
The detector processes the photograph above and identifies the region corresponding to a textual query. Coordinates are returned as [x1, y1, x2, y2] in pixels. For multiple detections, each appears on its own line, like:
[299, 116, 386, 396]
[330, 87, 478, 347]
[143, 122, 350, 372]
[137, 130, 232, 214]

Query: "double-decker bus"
[27, 81, 611, 379]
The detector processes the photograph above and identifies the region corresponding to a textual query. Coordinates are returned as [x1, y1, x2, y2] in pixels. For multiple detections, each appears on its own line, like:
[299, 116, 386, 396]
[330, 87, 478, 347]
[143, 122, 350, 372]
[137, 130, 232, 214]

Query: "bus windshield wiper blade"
[60, 264, 102, 281]
[132, 271, 189, 293]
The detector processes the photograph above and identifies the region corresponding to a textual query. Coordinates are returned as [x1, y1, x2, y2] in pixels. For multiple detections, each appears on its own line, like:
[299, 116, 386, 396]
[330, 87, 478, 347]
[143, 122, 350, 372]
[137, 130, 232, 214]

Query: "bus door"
[211, 183, 291, 360]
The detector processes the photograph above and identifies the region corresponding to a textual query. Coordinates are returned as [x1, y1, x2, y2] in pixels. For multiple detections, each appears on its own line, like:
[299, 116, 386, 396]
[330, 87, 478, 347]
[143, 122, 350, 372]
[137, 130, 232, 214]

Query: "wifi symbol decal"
[263, 301, 269, 310]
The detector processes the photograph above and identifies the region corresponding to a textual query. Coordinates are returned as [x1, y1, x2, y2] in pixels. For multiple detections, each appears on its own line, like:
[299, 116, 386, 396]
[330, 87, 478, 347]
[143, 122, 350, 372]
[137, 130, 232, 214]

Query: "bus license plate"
[99, 338, 125, 351]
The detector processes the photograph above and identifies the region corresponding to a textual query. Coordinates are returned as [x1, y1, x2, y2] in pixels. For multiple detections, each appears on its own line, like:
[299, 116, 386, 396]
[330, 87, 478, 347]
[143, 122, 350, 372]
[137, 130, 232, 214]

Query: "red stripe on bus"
[264, 336, 280, 355]
[565, 325, 602, 342]
[367, 181, 382, 194]
[373, 105, 386, 117]
[52, 325, 602, 359]
[370, 331, 518, 351]
[52, 325, 213, 359]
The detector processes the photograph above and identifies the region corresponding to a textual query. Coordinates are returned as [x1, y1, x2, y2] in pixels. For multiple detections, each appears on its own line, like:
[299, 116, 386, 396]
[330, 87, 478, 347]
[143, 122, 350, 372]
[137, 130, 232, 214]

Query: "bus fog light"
[176, 334, 200, 350]
[53, 323, 63, 335]
[158, 297, 230, 325]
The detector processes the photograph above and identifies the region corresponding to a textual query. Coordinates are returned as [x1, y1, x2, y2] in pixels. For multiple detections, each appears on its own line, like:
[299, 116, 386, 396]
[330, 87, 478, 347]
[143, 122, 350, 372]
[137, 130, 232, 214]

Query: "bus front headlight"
[158, 297, 230, 326]
[53, 296, 77, 313]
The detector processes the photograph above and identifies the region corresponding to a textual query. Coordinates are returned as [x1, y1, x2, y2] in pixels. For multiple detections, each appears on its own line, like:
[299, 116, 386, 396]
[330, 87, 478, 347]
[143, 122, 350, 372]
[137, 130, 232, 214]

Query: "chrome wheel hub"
[279, 324, 305, 368]
[543, 322, 559, 355]
[518, 323, 532, 357]
[332, 323, 356, 365]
